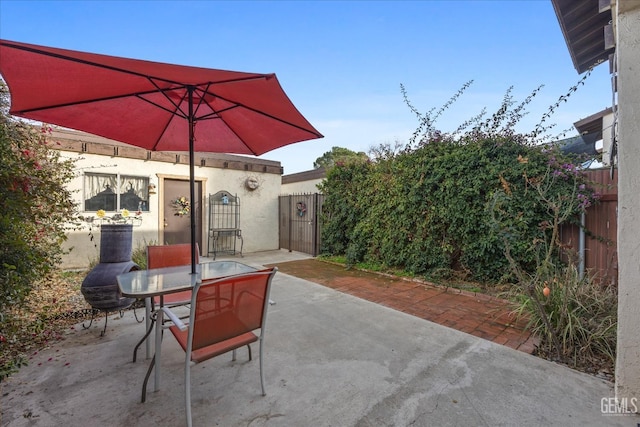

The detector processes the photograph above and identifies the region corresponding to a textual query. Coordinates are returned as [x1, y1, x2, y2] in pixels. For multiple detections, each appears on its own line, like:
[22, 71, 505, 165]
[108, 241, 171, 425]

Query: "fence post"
[312, 193, 318, 256]
[288, 195, 292, 252]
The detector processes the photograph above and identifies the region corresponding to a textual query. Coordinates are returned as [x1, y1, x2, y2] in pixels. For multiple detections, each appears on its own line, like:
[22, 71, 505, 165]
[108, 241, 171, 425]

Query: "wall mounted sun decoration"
[171, 196, 190, 217]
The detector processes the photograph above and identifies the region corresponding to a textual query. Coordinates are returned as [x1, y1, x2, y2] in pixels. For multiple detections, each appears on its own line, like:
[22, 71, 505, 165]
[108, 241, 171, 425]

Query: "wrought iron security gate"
[207, 191, 243, 259]
[279, 193, 324, 256]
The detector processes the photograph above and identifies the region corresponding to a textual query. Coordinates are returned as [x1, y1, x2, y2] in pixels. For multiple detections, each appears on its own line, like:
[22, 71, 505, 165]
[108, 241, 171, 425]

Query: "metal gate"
[279, 193, 324, 256]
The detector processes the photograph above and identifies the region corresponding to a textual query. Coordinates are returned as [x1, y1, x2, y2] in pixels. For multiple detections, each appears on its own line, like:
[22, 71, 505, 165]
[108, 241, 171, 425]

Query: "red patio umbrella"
[0, 39, 323, 273]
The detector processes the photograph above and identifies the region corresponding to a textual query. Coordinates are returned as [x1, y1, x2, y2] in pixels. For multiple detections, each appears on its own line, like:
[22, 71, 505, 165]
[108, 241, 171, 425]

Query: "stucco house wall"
[613, 0, 640, 404]
[553, 0, 640, 405]
[281, 168, 326, 195]
[53, 128, 282, 269]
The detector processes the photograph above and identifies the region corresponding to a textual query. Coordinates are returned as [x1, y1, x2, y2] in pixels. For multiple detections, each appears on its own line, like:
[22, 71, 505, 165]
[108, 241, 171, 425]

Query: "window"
[83, 173, 149, 212]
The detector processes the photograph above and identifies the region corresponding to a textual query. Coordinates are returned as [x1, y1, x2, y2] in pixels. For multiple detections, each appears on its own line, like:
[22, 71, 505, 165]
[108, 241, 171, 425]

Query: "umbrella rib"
[135, 94, 188, 119]
[1, 40, 273, 89]
[12, 87, 187, 116]
[197, 105, 236, 121]
[199, 90, 324, 138]
[193, 96, 322, 155]
[1, 40, 181, 87]
[144, 78, 190, 119]
[14, 81, 196, 121]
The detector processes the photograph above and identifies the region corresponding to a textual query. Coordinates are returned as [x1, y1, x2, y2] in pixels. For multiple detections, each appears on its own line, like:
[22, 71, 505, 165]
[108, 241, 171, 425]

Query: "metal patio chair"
[133, 243, 199, 362]
[160, 267, 277, 427]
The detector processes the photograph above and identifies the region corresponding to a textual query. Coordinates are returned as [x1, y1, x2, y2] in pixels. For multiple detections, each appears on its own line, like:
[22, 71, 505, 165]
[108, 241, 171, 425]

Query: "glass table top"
[117, 261, 258, 298]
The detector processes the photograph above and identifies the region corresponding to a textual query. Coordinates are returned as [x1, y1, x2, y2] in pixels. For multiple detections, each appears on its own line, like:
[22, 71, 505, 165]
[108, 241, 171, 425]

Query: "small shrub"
[492, 157, 614, 372]
[0, 81, 77, 317]
[132, 239, 157, 270]
[507, 264, 617, 373]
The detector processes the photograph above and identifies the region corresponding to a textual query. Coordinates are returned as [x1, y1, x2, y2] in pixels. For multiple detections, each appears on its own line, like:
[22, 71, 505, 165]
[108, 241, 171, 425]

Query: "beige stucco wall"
[615, 0, 640, 404]
[59, 141, 282, 269]
[281, 178, 324, 195]
[280, 168, 326, 195]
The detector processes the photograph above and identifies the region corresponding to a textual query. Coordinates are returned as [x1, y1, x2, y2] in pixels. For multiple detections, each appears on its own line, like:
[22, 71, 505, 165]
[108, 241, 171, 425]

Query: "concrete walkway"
[1, 250, 636, 426]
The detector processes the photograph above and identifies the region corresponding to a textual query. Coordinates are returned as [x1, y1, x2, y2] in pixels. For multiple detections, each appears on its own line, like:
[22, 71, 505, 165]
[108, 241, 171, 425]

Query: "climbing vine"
[320, 79, 600, 284]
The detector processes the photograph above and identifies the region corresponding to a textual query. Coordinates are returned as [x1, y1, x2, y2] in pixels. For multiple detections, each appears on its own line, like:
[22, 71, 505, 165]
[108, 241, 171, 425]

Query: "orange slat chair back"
[147, 243, 199, 269]
[147, 243, 199, 306]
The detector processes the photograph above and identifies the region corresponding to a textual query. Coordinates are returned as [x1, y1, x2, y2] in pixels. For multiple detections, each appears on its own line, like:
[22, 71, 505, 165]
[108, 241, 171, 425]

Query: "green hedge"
[319, 134, 596, 284]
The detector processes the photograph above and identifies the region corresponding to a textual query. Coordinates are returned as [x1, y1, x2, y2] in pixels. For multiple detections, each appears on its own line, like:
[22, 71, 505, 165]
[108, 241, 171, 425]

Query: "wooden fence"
[559, 168, 618, 286]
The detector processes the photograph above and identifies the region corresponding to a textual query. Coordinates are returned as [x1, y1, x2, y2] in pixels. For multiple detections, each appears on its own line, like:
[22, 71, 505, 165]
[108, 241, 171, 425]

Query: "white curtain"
[84, 173, 149, 212]
[84, 173, 117, 199]
[119, 175, 148, 200]
[119, 175, 149, 211]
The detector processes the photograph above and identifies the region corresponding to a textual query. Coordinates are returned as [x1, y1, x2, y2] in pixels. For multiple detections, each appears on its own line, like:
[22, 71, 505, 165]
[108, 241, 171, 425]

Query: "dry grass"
[0, 270, 94, 380]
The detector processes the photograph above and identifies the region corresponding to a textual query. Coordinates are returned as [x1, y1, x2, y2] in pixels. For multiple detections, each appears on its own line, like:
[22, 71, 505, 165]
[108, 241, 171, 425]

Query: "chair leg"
[247, 344, 252, 361]
[259, 338, 265, 396]
[185, 358, 192, 427]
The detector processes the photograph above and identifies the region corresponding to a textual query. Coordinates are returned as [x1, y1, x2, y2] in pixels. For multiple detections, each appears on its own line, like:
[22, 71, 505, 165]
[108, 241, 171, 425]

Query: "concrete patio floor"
[2, 250, 637, 426]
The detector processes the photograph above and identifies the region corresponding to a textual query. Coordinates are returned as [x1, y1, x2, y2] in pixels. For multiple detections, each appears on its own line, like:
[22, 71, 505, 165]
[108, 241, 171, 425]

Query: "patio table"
[117, 261, 258, 400]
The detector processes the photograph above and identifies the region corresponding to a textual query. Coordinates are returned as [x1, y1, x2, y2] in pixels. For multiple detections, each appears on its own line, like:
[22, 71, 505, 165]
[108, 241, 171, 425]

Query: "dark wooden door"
[163, 178, 202, 251]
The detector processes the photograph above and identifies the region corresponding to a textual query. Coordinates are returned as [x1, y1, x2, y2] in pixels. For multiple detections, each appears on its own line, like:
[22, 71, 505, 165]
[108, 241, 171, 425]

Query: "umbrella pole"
[188, 86, 197, 275]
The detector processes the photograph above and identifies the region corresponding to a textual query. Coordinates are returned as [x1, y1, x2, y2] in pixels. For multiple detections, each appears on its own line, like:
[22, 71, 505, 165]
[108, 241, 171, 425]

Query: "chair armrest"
[161, 306, 188, 331]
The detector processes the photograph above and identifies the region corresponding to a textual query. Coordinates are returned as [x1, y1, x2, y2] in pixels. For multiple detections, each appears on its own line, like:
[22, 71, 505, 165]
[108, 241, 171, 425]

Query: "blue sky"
[0, 1, 612, 174]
